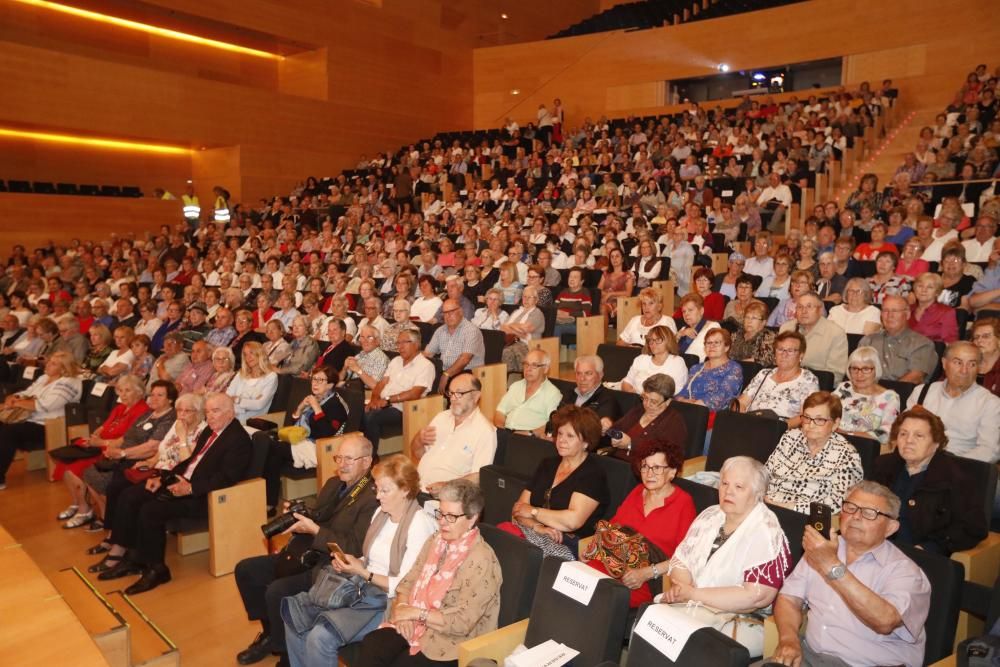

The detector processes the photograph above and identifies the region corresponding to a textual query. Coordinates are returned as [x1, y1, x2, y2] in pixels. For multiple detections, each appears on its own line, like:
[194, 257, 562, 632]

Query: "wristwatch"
[826, 562, 847, 581]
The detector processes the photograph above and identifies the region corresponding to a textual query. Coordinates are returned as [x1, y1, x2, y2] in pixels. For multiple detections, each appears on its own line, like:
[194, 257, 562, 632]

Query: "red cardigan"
[909, 302, 958, 343]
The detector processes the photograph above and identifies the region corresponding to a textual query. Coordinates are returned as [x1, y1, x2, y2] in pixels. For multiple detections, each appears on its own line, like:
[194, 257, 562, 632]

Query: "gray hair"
[848, 345, 883, 380]
[642, 373, 675, 400]
[359, 324, 381, 342]
[846, 481, 901, 519]
[175, 392, 206, 420]
[574, 354, 604, 375]
[525, 347, 551, 368]
[719, 455, 770, 502]
[211, 346, 236, 368]
[844, 277, 873, 305]
[341, 432, 374, 459]
[115, 374, 145, 398]
[397, 327, 421, 346]
[817, 251, 835, 264]
[437, 478, 484, 518]
[485, 288, 503, 302]
[945, 340, 982, 363]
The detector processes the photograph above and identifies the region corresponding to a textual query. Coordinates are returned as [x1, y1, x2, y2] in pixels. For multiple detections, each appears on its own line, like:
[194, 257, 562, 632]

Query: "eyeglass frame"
[332, 454, 371, 465]
[433, 509, 470, 523]
[800, 414, 834, 426]
[639, 463, 671, 475]
[841, 500, 896, 521]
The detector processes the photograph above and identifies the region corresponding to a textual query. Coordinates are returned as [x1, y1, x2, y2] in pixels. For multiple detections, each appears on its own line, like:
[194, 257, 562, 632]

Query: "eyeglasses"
[447, 388, 476, 399]
[441, 308, 461, 315]
[641, 393, 665, 407]
[849, 366, 875, 374]
[640, 464, 671, 475]
[524, 362, 548, 369]
[332, 454, 369, 465]
[841, 501, 895, 521]
[433, 509, 468, 524]
[775, 347, 801, 355]
[972, 332, 996, 341]
[800, 414, 833, 426]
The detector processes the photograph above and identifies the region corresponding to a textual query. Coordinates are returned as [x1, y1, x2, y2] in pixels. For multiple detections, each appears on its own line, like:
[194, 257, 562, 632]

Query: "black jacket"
[559, 384, 620, 427]
[872, 450, 988, 555]
[171, 418, 252, 497]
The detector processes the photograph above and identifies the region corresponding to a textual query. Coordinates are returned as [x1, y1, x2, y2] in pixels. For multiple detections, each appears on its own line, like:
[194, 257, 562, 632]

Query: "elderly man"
[204, 306, 237, 348]
[439, 275, 475, 320]
[53, 316, 88, 364]
[174, 340, 214, 394]
[150, 332, 189, 390]
[493, 348, 563, 437]
[769, 481, 931, 667]
[179, 302, 211, 351]
[424, 297, 485, 394]
[779, 292, 848, 383]
[109, 298, 138, 330]
[357, 296, 390, 341]
[362, 328, 435, 453]
[757, 172, 793, 233]
[98, 393, 252, 595]
[558, 354, 619, 433]
[411, 372, 497, 495]
[962, 215, 997, 263]
[906, 341, 1000, 463]
[858, 295, 938, 383]
[234, 433, 378, 666]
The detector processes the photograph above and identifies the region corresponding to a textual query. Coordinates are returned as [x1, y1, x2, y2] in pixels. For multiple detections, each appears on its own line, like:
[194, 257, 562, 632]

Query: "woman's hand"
[611, 432, 632, 450]
[662, 580, 694, 604]
[621, 567, 652, 590]
[536, 526, 563, 543]
[330, 552, 366, 576]
[677, 326, 696, 339]
[511, 501, 534, 521]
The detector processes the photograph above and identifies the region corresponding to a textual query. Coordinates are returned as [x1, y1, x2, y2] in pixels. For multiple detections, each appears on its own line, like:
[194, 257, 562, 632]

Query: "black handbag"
[49, 445, 103, 462]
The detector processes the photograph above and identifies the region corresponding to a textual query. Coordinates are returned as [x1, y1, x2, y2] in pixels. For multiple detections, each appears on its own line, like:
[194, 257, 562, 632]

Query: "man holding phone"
[233, 433, 378, 667]
[767, 481, 931, 667]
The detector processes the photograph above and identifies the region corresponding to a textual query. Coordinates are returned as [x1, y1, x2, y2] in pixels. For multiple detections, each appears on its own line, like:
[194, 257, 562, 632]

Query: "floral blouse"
[679, 360, 744, 411]
[765, 429, 864, 514]
[730, 328, 776, 366]
[832, 381, 900, 444]
[744, 368, 820, 419]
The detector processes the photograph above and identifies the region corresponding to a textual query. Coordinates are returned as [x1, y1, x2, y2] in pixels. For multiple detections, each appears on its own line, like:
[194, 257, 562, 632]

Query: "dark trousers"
[359, 628, 457, 667]
[108, 483, 205, 567]
[103, 471, 133, 527]
[0, 421, 45, 483]
[234, 554, 313, 653]
[257, 431, 291, 507]
[361, 407, 401, 454]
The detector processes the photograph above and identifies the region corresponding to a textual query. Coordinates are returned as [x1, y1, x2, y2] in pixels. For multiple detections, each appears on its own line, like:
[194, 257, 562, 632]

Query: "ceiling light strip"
[13, 0, 282, 60]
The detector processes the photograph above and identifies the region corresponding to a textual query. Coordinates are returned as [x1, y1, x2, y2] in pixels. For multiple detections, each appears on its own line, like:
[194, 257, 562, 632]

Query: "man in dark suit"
[98, 392, 252, 594]
[557, 355, 620, 435]
[233, 432, 378, 666]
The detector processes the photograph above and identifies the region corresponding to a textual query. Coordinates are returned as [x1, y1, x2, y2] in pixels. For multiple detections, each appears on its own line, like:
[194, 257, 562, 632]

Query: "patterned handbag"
[582, 520, 655, 579]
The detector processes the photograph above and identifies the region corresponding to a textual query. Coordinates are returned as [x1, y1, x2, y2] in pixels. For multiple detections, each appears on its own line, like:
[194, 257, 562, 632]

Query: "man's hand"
[145, 477, 163, 493]
[802, 525, 841, 575]
[366, 396, 387, 412]
[769, 638, 803, 666]
[285, 512, 320, 536]
[169, 477, 193, 497]
[418, 425, 436, 447]
[436, 374, 450, 395]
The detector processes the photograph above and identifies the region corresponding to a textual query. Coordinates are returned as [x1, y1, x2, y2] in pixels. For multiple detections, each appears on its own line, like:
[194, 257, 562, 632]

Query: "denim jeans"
[284, 609, 385, 667]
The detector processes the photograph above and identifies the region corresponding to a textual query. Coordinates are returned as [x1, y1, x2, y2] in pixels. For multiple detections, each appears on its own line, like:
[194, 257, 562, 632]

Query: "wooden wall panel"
[472, 0, 1000, 128]
[0, 194, 181, 255]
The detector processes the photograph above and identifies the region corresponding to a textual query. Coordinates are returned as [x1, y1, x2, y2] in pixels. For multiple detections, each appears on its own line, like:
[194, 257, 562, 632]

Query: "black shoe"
[236, 632, 273, 665]
[88, 555, 122, 574]
[124, 565, 171, 595]
[275, 654, 289, 667]
[97, 560, 144, 581]
[86, 542, 111, 555]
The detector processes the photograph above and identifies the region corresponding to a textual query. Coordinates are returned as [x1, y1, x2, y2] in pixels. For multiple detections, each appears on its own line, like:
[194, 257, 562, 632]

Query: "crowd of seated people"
[0, 71, 997, 667]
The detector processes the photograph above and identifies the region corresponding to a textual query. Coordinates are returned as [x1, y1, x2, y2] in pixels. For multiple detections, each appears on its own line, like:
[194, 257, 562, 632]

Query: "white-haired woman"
[202, 347, 237, 394]
[500, 285, 545, 374]
[833, 346, 900, 444]
[471, 288, 509, 331]
[827, 278, 882, 336]
[660, 456, 790, 658]
[382, 298, 412, 354]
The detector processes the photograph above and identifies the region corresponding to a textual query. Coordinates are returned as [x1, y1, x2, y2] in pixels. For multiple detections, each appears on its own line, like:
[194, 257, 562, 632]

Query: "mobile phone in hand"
[809, 502, 832, 539]
[326, 542, 346, 560]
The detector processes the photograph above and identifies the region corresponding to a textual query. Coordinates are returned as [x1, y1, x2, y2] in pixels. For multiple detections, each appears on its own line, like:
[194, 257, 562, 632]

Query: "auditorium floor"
[0, 462, 267, 667]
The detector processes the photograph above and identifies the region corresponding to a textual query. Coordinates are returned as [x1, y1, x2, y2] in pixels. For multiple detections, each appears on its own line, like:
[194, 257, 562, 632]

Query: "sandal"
[57, 505, 79, 521]
[87, 542, 111, 555]
[63, 511, 94, 529]
[88, 555, 122, 574]
[85, 519, 105, 533]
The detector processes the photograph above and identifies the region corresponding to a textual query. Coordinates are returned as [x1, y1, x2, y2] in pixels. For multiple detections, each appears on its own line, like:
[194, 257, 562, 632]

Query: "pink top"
[896, 258, 929, 279]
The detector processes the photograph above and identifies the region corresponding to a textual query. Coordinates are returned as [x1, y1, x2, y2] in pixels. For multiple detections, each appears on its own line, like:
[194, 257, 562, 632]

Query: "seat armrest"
[682, 455, 707, 477]
[44, 416, 67, 482]
[951, 532, 1000, 586]
[764, 615, 779, 659]
[458, 618, 529, 667]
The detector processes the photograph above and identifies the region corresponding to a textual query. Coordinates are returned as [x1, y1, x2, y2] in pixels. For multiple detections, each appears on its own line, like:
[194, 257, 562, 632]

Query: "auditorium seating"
[598, 609, 750, 667]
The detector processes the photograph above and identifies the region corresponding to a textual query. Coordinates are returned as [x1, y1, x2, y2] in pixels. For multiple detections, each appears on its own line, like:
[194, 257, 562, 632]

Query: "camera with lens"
[261, 500, 313, 539]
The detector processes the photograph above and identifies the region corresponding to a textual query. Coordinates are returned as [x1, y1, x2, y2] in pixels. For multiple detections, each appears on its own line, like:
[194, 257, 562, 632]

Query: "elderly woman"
[676, 293, 722, 363]
[584, 437, 696, 608]
[471, 288, 509, 331]
[525, 264, 553, 308]
[619, 287, 676, 347]
[358, 479, 501, 667]
[872, 407, 988, 555]
[622, 326, 688, 394]
[343, 325, 390, 390]
[755, 253, 793, 301]
[55, 374, 150, 527]
[201, 347, 237, 394]
[796, 238, 819, 279]
[411, 275, 443, 324]
[731, 301, 776, 366]
[260, 365, 350, 507]
[126, 334, 155, 383]
[680, 268, 726, 322]
[895, 236, 930, 280]
[611, 374, 688, 460]
[738, 331, 820, 426]
[909, 272, 958, 343]
[833, 346, 901, 445]
[82, 324, 113, 377]
[263, 320, 292, 368]
[765, 391, 864, 515]
[0, 351, 83, 489]
[278, 316, 321, 376]
[494, 261, 523, 305]
[95, 325, 135, 382]
[973, 317, 1000, 396]
[939, 245, 976, 310]
[5, 315, 46, 363]
[500, 285, 545, 374]
[86, 392, 205, 573]
[281, 454, 437, 667]
[503, 405, 609, 560]
[227, 341, 279, 422]
[722, 275, 760, 327]
[382, 298, 413, 354]
[661, 456, 791, 657]
[868, 251, 912, 305]
[76, 380, 177, 531]
[678, 328, 744, 411]
[326, 295, 357, 343]
[767, 271, 813, 328]
[827, 277, 882, 336]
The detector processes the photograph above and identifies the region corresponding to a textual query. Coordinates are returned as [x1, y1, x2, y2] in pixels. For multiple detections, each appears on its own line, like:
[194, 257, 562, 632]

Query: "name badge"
[551, 560, 608, 605]
[91, 382, 108, 396]
[22, 366, 37, 380]
[633, 602, 703, 660]
[722, 189, 734, 197]
[142, 421, 154, 430]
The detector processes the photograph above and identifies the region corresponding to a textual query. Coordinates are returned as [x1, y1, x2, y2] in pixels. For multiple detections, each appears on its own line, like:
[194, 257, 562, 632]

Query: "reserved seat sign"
[551, 560, 608, 605]
[634, 603, 704, 660]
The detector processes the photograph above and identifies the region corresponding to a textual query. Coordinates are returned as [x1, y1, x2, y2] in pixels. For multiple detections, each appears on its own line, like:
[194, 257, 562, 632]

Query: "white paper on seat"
[504, 639, 579, 667]
[91, 382, 108, 396]
[22, 366, 37, 380]
[722, 190, 734, 197]
[551, 560, 608, 605]
[634, 603, 705, 661]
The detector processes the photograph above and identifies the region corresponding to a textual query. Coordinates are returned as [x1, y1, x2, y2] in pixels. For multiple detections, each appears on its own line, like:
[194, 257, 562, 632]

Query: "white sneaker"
[63, 511, 94, 529]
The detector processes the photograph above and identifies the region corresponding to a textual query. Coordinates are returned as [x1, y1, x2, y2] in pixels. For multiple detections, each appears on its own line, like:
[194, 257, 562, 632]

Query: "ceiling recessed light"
[510, 89, 520, 95]
[500, 13, 509, 19]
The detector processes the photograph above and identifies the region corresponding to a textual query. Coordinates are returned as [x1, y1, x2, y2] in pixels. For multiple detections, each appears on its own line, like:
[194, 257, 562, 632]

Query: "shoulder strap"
[914, 382, 932, 406]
